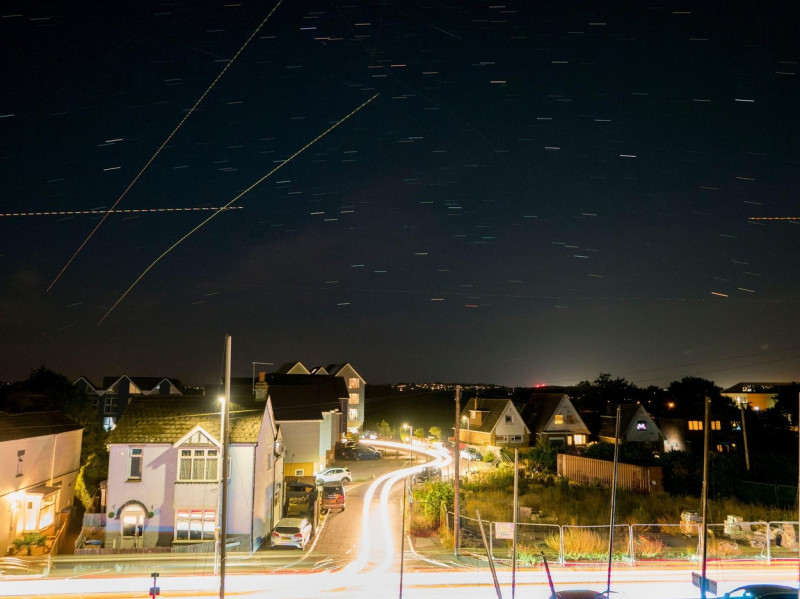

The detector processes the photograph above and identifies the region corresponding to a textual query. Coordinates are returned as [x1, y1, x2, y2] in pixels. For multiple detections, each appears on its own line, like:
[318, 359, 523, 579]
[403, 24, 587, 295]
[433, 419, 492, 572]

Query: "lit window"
[175, 508, 215, 541]
[348, 408, 358, 421]
[103, 417, 116, 432]
[636, 421, 647, 431]
[573, 434, 587, 445]
[128, 448, 143, 480]
[688, 420, 703, 431]
[711, 421, 721, 431]
[39, 495, 56, 529]
[178, 449, 218, 481]
[122, 506, 145, 537]
[554, 414, 564, 425]
[348, 377, 360, 390]
[349, 392, 359, 405]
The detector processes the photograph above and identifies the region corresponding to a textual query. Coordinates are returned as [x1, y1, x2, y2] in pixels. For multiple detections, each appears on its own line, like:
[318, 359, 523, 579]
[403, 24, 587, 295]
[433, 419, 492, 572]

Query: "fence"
[445, 512, 798, 565]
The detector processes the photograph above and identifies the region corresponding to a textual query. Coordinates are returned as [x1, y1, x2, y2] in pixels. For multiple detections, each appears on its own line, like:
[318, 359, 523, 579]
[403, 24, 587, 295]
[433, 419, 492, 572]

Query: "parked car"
[352, 446, 382, 460]
[553, 591, 606, 599]
[413, 466, 442, 484]
[460, 447, 483, 461]
[270, 517, 312, 549]
[316, 466, 351, 485]
[723, 585, 799, 599]
[320, 482, 346, 513]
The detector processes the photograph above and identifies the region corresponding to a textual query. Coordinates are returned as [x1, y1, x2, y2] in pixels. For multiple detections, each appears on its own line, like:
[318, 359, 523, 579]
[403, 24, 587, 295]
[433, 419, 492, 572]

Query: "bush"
[410, 511, 439, 536]
[546, 527, 607, 560]
[635, 535, 664, 558]
[483, 451, 496, 463]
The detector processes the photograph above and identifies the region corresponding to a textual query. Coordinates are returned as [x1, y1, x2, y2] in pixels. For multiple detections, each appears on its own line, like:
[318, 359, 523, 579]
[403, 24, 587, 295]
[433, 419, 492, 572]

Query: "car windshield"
[275, 526, 300, 534]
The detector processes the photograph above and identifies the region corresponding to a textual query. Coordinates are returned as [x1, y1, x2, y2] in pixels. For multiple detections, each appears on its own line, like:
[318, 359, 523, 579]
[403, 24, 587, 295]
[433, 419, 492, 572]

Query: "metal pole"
[477, 509, 503, 599]
[219, 334, 231, 599]
[512, 448, 519, 599]
[700, 396, 710, 599]
[606, 405, 621, 596]
[454, 385, 461, 557]
[399, 476, 407, 599]
[739, 401, 750, 471]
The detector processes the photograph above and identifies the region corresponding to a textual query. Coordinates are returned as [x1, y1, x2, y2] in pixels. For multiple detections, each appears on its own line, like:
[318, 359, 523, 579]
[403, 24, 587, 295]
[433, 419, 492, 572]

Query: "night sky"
[2, 1, 799, 388]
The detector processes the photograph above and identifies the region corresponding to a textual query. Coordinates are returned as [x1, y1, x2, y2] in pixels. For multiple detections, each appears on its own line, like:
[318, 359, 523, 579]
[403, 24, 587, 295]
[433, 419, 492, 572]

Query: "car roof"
[731, 585, 797, 593]
[277, 517, 307, 526]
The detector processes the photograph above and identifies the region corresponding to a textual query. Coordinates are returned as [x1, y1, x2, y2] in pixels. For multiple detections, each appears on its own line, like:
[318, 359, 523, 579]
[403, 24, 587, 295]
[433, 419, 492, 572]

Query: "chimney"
[254, 371, 268, 402]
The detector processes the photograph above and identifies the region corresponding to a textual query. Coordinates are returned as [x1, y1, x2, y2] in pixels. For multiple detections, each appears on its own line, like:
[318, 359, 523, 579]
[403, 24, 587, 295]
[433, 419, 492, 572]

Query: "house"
[597, 404, 664, 451]
[520, 393, 590, 449]
[104, 395, 284, 551]
[0, 411, 83, 554]
[256, 373, 346, 478]
[274, 361, 367, 433]
[721, 382, 792, 411]
[74, 375, 189, 432]
[458, 398, 530, 452]
[658, 411, 742, 454]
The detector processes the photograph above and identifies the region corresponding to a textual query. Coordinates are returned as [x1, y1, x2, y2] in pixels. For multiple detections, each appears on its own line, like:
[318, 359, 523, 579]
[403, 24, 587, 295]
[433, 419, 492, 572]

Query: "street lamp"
[215, 395, 225, 576]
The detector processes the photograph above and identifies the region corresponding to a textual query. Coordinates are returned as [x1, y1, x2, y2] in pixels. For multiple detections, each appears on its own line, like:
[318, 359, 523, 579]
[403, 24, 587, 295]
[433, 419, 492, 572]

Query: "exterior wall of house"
[279, 421, 325, 476]
[105, 441, 262, 549]
[459, 429, 491, 447]
[335, 364, 365, 433]
[623, 410, 662, 444]
[252, 411, 284, 547]
[0, 429, 82, 553]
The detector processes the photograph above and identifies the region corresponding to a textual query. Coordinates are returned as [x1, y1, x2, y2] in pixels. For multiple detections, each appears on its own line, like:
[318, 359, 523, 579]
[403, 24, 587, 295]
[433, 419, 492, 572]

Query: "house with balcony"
[0, 411, 83, 555]
[520, 392, 591, 449]
[274, 361, 367, 433]
[104, 395, 284, 551]
[458, 398, 530, 453]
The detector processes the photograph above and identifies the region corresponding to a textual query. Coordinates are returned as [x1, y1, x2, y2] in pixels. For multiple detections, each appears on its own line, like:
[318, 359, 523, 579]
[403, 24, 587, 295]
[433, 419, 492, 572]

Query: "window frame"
[128, 447, 143, 480]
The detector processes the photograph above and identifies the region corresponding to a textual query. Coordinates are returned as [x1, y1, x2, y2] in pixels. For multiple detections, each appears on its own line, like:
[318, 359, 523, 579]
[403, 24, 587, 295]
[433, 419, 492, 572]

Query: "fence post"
[766, 521, 772, 565]
[489, 521, 494, 560]
[559, 525, 565, 566]
[627, 524, 634, 565]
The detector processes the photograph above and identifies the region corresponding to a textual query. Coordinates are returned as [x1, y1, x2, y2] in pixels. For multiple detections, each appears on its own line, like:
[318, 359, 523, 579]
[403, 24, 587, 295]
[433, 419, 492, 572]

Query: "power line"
[0, 206, 243, 217]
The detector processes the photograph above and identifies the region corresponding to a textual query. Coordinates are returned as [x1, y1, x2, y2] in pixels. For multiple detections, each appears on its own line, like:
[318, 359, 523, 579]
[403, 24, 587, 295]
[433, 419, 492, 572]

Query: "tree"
[13, 532, 47, 556]
[428, 425, 442, 441]
[529, 436, 557, 472]
[377, 419, 392, 439]
[414, 427, 425, 441]
[569, 373, 641, 413]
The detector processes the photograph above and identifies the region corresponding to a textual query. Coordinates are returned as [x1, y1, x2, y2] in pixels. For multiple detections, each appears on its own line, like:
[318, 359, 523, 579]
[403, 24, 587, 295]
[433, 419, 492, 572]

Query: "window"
[178, 449, 218, 481]
[496, 434, 508, 443]
[636, 421, 647, 431]
[554, 414, 564, 425]
[104, 397, 115, 415]
[688, 420, 703, 431]
[348, 408, 358, 421]
[711, 420, 721, 431]
[39, 495, 56, 529]
[573, 434, 587, 445]
[505, 414, 513, 424]
[128, 448, 143, 480]
[349, 392, 359, 405]
[17, 450, 24, 477]
[348, 377, 360, 390]
[294, 469, 304, 476]
[103, 417, 116, 432]
[510, 435, 523, 443]
[175, 508, 215, 541]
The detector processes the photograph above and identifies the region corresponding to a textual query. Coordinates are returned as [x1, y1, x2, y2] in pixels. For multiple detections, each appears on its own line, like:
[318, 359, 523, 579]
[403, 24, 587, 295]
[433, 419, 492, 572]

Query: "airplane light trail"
[46, 0, 285, 292]
[96, 92, 379, 325]
[0, 207, 244, 217]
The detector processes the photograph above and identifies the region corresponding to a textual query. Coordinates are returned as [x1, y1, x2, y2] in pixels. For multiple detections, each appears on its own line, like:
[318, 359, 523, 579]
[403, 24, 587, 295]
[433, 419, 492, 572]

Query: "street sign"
[692, 572, 717, 595]
[495, 522, 514, 540]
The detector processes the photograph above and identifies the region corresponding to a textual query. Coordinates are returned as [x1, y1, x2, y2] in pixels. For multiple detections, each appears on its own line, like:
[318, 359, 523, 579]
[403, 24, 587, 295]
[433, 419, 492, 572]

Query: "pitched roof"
[264, 374, 346, 421]
[599, 404, 646, 438]
[722, 382, 793, 394]
[459, 398, 515, 434]
[519, 393, 567, 434]
[100, 375, 184, 394]
[106, 397, 263, 444]
[0, 411, 83, 442]
[273, 362, 310, 375]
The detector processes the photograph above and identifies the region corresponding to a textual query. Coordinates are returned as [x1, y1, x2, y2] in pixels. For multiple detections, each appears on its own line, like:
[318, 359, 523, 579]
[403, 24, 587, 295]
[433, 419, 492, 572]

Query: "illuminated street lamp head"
[218, 395, 225, 406]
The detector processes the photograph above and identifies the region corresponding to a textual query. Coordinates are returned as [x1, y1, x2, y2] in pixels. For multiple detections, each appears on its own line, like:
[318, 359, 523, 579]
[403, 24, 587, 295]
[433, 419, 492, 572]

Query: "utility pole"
[453, 385, 461, 557]
[700, 397, 710, 599]
[219, 335, 231, 599]
[739, 400, 750, 471]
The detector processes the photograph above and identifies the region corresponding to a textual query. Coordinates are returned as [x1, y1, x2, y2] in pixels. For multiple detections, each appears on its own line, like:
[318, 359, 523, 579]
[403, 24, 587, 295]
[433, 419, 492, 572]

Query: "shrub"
[635, 535, 664, 558]
[410, 511, 439, 536]
[439, 522, 455, 550]
[546, 527, 607, 560]
[13, 532, 47, 556]
[483, 451, 496, 463]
